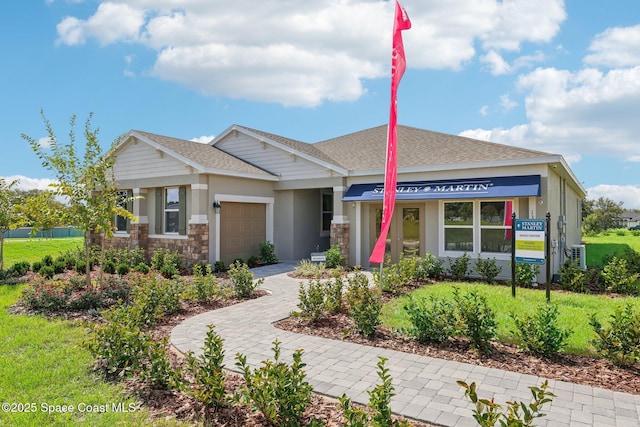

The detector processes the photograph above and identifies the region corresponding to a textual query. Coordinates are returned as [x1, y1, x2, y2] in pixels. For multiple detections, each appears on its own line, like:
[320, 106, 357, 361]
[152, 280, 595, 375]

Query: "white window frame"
[439, 199, 516, 260]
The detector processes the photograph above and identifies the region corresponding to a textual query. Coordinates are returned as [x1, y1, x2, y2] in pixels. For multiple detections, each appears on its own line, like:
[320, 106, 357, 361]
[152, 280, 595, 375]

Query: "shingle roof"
[313, 125, 556, 170]
[131, 130, 275, 177]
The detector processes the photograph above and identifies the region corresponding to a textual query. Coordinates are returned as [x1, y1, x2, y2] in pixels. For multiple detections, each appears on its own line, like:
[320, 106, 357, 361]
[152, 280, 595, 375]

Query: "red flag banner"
[369, 0, 411, 264]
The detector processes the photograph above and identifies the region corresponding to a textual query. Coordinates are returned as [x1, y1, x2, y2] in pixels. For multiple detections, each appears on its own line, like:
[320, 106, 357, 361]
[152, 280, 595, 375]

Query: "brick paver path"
[171, 263, 640, 426]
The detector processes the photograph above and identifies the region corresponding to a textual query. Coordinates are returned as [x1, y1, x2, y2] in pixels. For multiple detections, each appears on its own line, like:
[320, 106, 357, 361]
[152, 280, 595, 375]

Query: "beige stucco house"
[103, 124, 586, 280]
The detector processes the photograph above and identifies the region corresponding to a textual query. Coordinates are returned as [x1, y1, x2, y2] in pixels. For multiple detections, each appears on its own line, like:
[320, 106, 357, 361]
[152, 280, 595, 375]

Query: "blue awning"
[343, 175, 541, 201]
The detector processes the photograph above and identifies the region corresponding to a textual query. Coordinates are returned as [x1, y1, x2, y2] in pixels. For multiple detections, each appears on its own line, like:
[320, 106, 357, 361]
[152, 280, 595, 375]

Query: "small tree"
[22, 111, 136, 286]
[0, 178, 23, 270]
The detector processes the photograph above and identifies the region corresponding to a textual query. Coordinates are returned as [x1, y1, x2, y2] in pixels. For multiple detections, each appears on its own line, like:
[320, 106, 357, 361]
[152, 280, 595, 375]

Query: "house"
[619, 211, 640, 229]
[100, 124, 586, 280]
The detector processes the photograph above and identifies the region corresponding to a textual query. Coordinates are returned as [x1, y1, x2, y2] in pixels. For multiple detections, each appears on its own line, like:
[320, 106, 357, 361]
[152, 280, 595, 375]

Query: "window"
[164, 188, 180, 233]
[442, 200, 514, 255]
[480, 201, 512, 253]
[321, 192, 333, 235]
[444, 201, 473, 252]
[115, 190, 131, 232]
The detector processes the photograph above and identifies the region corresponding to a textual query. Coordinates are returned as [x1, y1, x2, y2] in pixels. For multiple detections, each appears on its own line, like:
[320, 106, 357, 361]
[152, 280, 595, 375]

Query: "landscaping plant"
[474, 255, 502, 284]
[453, 288, 497, 355]
[457, 379, 554, 427]
[325, 243, 345, 268]
[228, 260, 264, 298]
[346, 272, 381, 337]
[259, 240, 278, 264]
[401, 294, 457, 344]
[511, 303, 571, 358]
[448, 252, 471, 281]
[590, 303, 640, 367]
[185, 325, 229, 409]
[235, 339, 315, 426]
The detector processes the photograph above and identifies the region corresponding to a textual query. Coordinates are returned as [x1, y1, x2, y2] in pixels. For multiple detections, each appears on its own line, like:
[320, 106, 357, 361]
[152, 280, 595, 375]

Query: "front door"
[371, 205, 423, 263]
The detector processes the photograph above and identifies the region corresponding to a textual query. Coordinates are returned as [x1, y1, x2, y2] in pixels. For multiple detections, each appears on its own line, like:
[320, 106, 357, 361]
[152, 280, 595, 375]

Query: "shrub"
[474, 255, 502, 284]
[457, 380, 554, 427]
[151, 248, 183, 274]
[513, 262, 540, 288]
[297, 279, 326, 322]
[228, 261, 264, 298]
[326, 244, 345, 268]
[189, 263, 229, 304]
[346, 272, 381, 336]
[511, 303, 571, 358]
[590, 303, 640, 367]
[133, 262, 150, 274]
[401, 294, 457, 344]
[116, 263, 130, 276]
[213, 260, 226, 273]
[142, 339, 181, 389]
[31, 260, 43, 273]
[453, 288, 496, 355]
[68, 287, 105, 310]
[235, 340, 314, 426]
[42, 254, 54, 266]
[38, 265, 55, 279]
[259, 241, 278, 264]
[185, 325, 229, 409]
[340, 357, 409, 427]
[21, 280, 68, 311]
[324, 274, 344, 314]
[448, 252, 470, 281]
[558, 259, 586, 293]
[103, 259, 116, 274]
[85, 308, 151, 377]
[416, 253, 445, 281]
[247, 255, 260, 268]
[9, 261, 30, 277]
[372, 263, 404, 294]
[74, 259, 87, 274]
[601, 256, 639, 294]
[160, 264, 179, 279]
[397, 255, 419, 283]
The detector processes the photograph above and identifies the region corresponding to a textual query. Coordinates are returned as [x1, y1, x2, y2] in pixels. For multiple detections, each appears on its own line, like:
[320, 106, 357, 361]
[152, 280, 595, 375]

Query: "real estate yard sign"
[515, 219, 546, 265]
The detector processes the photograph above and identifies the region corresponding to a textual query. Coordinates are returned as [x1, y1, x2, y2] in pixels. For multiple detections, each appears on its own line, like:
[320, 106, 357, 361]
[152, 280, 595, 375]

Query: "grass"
[583, 229, 640, 267]
[0, 285, 168, 426]
[2, 237, 84, 267]
[382, 281, 640, 357]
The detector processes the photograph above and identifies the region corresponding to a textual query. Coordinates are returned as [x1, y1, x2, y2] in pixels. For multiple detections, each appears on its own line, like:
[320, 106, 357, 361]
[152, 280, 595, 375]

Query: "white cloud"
[584, 25, 640, 68]
[479, 105, 489, 116]
[57, 2, 145, 46]
[190, 135, 215, 144]
[54, 0, 567, 107]
[500, 94, 517, 112]
[0, 175, 57, 192]
[586, 184, 640, 210]
[38, 136, 53, 149]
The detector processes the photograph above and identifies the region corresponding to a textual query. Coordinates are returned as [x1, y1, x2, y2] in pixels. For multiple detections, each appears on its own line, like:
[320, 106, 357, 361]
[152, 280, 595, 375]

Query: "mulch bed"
[274, 312, 640, 396]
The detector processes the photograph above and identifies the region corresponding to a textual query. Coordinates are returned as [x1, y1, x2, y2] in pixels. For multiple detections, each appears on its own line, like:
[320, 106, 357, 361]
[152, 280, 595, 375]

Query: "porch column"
[130, 188, 148, 250]
[187, 183, 209, 265]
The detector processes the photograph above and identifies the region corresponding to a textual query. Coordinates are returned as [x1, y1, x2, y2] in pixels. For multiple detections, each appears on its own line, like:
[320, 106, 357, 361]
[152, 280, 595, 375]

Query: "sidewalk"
[170, 263, 640, 427]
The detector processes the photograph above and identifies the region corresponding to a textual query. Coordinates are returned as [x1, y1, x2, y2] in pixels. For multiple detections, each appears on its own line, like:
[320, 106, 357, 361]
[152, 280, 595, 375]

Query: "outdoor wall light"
[212, 201, 221, 212]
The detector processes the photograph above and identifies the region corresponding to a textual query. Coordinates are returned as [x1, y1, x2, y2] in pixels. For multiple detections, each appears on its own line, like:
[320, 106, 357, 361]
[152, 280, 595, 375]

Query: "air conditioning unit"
[571, 244, 586, 269]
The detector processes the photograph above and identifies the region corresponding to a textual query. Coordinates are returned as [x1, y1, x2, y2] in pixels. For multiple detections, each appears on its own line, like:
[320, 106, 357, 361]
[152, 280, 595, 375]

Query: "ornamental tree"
[22, 111, 135, 286]
[0, 178, 23, 271]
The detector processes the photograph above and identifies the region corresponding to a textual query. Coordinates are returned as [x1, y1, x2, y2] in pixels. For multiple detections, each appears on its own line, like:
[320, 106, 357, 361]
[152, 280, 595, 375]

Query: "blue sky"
[2, 0, 640, 209]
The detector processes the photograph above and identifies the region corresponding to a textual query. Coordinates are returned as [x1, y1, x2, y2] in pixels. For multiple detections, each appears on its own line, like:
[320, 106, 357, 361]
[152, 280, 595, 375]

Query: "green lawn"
[583, 230, 640, 267]
[382, 281, 640, 356]
[2, 237, 83, 267]
[0, 284, 169, 426]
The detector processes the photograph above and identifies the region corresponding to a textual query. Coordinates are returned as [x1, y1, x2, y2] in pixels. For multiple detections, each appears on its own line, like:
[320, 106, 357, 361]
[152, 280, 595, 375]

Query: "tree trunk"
[84, 231, 92, 288]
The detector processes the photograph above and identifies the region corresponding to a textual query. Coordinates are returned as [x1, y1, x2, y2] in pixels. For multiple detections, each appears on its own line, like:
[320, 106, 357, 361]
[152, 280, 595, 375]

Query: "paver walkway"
[171, 263, 640, 427]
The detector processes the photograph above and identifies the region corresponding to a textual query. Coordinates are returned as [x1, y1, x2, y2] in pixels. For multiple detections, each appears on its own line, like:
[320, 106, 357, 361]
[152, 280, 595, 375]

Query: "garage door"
[220, 202, 266, 266]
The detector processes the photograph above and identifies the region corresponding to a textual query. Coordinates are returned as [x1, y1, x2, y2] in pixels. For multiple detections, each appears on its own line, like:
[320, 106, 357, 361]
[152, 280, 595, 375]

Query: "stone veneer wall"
[330, 223, 350, 266]
[92, 223, 208, 268]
